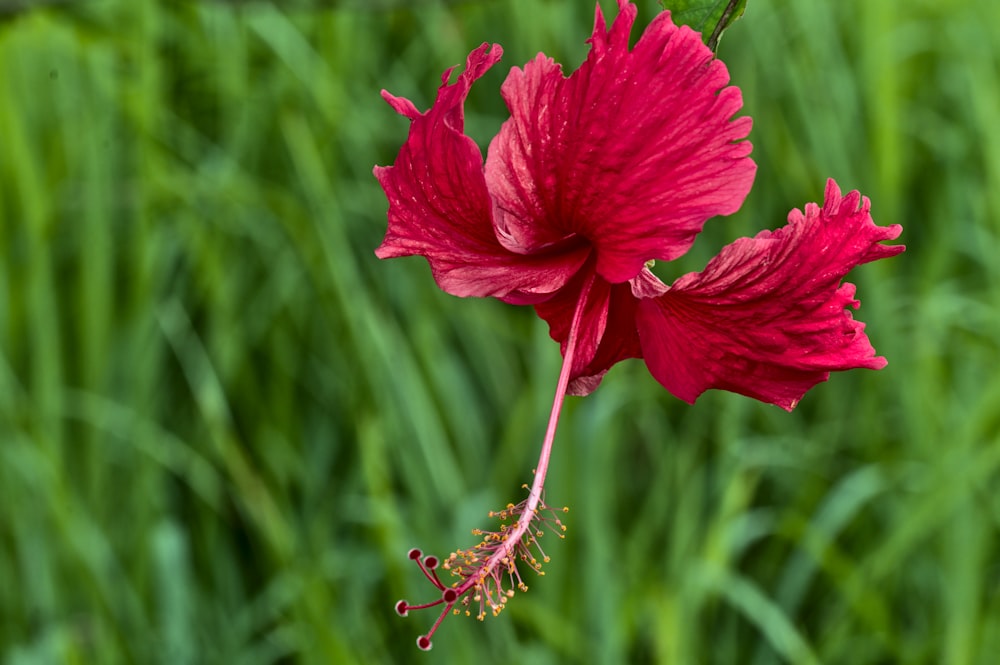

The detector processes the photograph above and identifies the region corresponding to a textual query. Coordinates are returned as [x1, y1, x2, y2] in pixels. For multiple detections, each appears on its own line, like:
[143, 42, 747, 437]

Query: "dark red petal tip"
[395, 600, 409, 617]
[417, 635, 433, 651]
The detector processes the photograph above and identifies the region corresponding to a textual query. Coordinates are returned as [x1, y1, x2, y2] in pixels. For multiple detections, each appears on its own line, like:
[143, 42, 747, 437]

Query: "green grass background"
[1, 0, 998, 663]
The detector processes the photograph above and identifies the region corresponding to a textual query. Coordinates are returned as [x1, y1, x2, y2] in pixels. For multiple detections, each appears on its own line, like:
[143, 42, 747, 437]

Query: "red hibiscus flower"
[377, 0, 903, 649]
[375, 1, 902, 409]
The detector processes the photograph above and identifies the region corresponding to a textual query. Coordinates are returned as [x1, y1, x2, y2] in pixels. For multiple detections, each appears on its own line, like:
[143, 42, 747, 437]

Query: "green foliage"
[662, 0, 747, 50]
[1, 0, 998, 663]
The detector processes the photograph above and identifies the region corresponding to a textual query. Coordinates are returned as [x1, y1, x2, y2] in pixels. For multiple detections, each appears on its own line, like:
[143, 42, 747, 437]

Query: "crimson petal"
[533, 267, 611, 393]
[636, 180, 905, 411]
[485, 1, 755, 285]
[375, 44, 588, 300]
[534, 267, 651, 396]
[566, 280, 646, 395]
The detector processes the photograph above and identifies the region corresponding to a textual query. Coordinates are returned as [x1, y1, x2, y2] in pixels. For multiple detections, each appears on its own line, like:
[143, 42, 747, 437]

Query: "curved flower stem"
[707, 0, 744, 52]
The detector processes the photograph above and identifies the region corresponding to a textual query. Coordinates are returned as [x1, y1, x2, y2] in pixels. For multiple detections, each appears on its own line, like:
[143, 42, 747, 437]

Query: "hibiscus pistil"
[394, 273, 592, 650]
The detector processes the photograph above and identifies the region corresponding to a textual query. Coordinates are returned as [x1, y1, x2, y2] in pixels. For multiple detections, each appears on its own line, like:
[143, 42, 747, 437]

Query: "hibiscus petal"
[534, 268, 650, 396]
[534, 268, 610, 390]
[566, 279, 647, 395]
[485, 0, 755, 285]
[375, 44, 589, 299]
[636, 180, 905, 411]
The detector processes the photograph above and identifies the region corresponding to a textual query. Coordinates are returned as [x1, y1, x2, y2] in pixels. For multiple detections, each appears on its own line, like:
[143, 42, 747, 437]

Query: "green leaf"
[660, 0, 748, 52]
